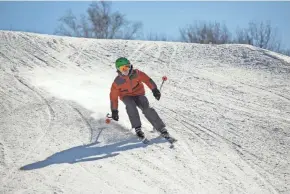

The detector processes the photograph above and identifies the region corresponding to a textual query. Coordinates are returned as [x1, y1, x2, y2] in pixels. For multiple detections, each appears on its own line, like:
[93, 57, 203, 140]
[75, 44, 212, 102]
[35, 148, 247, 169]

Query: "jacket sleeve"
[110, 82, 119, 111]
[138, 70, 157, 90]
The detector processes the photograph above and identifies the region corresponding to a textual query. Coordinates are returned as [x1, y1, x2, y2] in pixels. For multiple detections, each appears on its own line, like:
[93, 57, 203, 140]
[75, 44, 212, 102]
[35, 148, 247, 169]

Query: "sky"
[0, 1, 290, 49]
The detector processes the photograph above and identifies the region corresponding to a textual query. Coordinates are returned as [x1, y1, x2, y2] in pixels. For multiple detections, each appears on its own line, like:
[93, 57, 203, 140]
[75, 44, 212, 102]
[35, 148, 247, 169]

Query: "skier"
[109, 57, 176, 144]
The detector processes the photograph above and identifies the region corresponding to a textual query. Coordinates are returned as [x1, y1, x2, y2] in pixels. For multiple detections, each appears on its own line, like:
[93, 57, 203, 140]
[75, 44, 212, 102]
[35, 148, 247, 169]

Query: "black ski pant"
[121, 95, 165, 131]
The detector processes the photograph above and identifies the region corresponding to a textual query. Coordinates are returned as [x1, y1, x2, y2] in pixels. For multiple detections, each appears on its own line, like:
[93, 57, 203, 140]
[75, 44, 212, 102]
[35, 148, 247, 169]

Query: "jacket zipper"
[130, 78, 133, 92]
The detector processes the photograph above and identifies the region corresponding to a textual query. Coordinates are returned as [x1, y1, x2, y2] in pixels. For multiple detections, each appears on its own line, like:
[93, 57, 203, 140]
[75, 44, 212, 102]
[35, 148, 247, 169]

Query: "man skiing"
[109, 57, 176, 144]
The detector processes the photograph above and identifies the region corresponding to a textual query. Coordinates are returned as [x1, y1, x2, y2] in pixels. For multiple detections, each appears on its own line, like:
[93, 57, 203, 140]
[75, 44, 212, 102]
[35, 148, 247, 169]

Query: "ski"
[160, 131, 178, 148]
[141, 137, 150, 144]
[141, 134, 177, 148]
[105, 114, 177, 147]
[166, 136, 178, 148]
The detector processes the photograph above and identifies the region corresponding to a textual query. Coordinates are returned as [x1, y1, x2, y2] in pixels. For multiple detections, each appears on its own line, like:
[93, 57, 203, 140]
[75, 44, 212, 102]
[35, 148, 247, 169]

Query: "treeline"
[54, 2, 290, 56]
[179, 21, 290, 56]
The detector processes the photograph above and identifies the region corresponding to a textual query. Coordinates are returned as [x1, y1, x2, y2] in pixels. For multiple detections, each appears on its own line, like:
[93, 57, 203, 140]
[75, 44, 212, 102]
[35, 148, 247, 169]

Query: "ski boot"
[135, 127, 150, 144]
[159, 127, 177, 144]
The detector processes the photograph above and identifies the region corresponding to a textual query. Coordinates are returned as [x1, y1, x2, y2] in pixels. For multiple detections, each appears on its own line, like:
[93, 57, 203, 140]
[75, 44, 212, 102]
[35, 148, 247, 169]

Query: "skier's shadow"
[19, 137, 166, 171]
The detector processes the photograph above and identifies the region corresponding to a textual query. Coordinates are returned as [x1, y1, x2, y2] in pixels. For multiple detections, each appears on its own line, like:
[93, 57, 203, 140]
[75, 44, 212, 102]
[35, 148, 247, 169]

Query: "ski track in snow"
[0, 74, 55, 188]
[0, 31, 290, 194]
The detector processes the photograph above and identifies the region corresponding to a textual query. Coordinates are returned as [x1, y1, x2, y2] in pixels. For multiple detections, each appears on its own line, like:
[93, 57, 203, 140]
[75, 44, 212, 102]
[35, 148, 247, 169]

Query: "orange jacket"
[110, 69, 157, 110]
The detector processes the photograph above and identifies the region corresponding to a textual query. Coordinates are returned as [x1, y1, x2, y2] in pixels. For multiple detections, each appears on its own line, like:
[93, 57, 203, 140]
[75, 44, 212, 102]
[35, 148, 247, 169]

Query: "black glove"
[152, 88, 161, 100]
[111, 110, 119, 121]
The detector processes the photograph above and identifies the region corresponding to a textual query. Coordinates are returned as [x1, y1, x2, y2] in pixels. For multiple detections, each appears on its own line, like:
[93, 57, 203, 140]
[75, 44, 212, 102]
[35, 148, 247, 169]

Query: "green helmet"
[115, 57, 130, 69]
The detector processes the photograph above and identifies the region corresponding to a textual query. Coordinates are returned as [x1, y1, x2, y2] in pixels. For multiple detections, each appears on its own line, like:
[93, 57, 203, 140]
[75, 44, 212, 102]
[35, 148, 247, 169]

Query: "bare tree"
[54, 10, 87, 37]
[235, 21, 281, 52]
[146, 32, 168, 41]
[55, 1, 142, 40]
[120, 21, 143, 40]
[235, 27, 252, 45]
[79, 14, 91, 38]
[179, 21, 231, 44]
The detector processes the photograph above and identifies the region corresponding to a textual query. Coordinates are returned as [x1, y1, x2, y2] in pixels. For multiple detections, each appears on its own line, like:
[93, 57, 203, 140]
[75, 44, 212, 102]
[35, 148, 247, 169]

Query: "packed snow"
[0, 31, 290, 194]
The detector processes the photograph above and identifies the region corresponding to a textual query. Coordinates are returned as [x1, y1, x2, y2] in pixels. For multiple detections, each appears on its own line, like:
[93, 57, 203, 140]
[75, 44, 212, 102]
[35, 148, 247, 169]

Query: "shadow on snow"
[19, 136, 166, 171]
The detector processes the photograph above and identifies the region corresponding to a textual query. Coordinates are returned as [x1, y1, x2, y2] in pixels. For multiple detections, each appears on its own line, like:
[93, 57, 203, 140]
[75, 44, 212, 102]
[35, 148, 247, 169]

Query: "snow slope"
[0, 31, 290, 194]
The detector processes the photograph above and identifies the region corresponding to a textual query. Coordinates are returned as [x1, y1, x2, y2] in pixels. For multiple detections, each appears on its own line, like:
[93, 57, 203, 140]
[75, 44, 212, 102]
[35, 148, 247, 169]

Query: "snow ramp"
[0, 31, 290, 194]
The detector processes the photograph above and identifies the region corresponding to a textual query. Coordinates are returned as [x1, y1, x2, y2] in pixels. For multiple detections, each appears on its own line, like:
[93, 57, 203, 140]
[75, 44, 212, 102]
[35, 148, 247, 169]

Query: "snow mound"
[1, 31, 290, 194]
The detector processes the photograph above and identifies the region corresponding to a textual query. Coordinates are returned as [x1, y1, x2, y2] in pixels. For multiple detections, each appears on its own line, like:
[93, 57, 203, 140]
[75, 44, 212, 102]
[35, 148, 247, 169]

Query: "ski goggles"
[118, 64, 131, 72]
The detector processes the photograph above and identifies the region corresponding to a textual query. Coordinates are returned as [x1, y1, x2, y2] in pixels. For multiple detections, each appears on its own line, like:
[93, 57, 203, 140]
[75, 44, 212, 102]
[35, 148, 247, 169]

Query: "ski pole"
[159, 76, 167, 92]
[105, 113, 112, 124]
[151, 76, 167, 133]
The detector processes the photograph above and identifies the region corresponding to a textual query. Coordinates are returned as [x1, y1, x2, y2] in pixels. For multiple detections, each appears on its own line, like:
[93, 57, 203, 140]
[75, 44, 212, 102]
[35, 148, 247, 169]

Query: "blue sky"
[0, 1, 289, 48]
